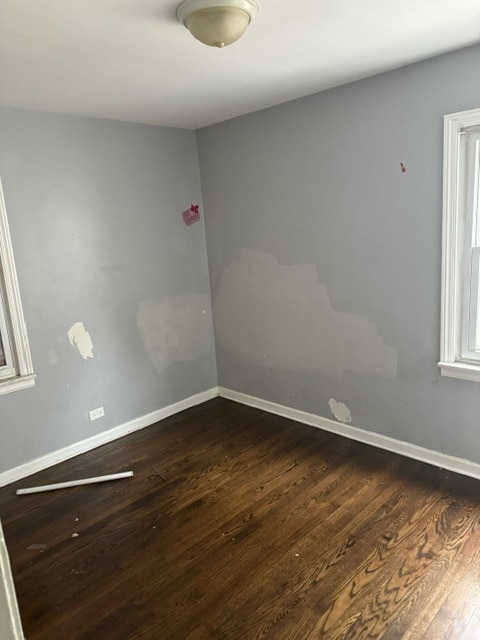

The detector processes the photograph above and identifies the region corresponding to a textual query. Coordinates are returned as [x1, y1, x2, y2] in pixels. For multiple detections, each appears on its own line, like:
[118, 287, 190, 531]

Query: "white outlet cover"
[89, 407, 105, 421]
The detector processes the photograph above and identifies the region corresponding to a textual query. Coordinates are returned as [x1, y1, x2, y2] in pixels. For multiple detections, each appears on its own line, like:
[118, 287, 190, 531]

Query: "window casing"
[0, 178, 35, 395]
[440, 108, 480, 381]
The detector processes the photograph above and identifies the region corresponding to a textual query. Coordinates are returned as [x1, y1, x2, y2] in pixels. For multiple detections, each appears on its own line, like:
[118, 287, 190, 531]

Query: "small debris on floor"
[71, 533, 79, 538]
[153, 466, 168, 482]
[27, 544, 47, 551]
[75, 517, 79, 522]
[295, 553, 299, 557]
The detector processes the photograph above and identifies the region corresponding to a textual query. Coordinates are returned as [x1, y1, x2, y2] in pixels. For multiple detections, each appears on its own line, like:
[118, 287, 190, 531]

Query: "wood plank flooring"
[1, 398, 480, 639]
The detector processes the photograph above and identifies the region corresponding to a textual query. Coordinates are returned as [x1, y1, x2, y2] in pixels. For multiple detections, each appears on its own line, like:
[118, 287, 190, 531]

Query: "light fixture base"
[176, 0, 259, 48]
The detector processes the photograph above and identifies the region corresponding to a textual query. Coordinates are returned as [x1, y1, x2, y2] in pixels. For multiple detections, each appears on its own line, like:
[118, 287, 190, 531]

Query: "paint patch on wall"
[329, 398, 352, 423]
[48, 350, 58, 365]
[182, 205, 200, 226]
[214, 249, 397, 379]
[67, 323, 94, 360]
[137, 294, 211, 373]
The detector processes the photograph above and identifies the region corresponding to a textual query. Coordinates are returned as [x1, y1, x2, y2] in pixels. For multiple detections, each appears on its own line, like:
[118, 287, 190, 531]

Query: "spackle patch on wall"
[214, 249, 397, 378]
[67, 323, 94, 360]
[137, 294, 211, 373]
[182, 205, 200, 226]
[329, 398, 352, 423]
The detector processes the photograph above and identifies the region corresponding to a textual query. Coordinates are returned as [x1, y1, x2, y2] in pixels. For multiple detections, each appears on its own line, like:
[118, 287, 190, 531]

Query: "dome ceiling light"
[176, 0, 260, 48]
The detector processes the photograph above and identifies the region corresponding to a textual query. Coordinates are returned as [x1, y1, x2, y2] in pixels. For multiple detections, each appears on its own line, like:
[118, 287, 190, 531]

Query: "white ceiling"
[1, 0, 479, 130]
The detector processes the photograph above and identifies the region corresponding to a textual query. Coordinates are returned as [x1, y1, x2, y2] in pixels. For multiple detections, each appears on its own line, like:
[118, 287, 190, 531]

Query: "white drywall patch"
[137, 294, 211, 373]
[67, 322, 94, 360]
[214, 249, 397, 378]
[329, 398, 352, 423]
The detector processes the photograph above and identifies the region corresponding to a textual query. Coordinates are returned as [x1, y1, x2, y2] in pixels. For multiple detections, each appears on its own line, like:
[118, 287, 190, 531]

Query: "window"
[440, 107, 480, 381]
[0, 178, 35, 395]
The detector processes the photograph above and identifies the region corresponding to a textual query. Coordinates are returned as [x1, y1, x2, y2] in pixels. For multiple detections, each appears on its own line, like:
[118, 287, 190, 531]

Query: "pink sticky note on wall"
[182, 204, 200, 226]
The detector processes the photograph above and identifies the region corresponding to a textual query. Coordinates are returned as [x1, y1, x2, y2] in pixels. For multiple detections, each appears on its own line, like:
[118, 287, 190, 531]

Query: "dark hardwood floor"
[1, 398, 480, 639]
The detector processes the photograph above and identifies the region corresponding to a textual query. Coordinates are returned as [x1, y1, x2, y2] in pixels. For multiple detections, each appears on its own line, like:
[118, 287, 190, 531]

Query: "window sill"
[0, 374, 36, 396]
[438, 361, 480, 382]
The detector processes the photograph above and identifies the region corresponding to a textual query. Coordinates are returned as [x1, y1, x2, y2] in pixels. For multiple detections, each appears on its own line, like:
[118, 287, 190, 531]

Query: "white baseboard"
[218, 386, 480, 481]
[4, 383, 480, 488]
[0, 387, 219, 488]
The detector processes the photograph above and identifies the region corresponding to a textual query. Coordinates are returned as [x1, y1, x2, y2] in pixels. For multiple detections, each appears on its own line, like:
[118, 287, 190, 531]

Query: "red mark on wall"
[182, 204, 200, 226]
[400, 162, 406, 173]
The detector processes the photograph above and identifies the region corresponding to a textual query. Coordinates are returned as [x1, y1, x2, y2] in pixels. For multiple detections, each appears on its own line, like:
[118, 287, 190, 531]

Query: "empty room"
[1, 1, 480, 638]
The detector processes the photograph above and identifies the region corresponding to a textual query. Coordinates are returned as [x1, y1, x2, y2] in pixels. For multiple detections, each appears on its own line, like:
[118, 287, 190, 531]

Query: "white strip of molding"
[218, 387, 480, 481]
[0, 387, 219, 488]
[0, 520, 24, 640]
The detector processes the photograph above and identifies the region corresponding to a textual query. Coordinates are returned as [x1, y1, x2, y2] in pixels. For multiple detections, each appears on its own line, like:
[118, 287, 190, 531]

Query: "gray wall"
[197, 44, 480, 463]
[0, 107, 216, 473]
[1, 44, 480, 475]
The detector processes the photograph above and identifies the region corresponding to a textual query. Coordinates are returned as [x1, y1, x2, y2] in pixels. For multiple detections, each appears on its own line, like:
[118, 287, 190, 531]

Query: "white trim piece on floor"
[0, 520, 24, 640]
[218, 386, 480, 481]
[0, 387, 219, 488]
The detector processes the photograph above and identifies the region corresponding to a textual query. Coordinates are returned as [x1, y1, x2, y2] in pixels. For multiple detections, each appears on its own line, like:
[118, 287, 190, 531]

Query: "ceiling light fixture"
[176, 0, 259, 48]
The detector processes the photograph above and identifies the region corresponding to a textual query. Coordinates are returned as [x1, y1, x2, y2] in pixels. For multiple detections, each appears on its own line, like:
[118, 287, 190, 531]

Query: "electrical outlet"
[89, 406, 105, 421]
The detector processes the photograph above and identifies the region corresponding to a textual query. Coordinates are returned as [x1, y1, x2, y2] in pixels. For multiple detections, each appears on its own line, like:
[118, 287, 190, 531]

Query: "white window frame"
[0, 177, 35, 395]
[0, 519, 25, 640]
[439, 107, 480, 381]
